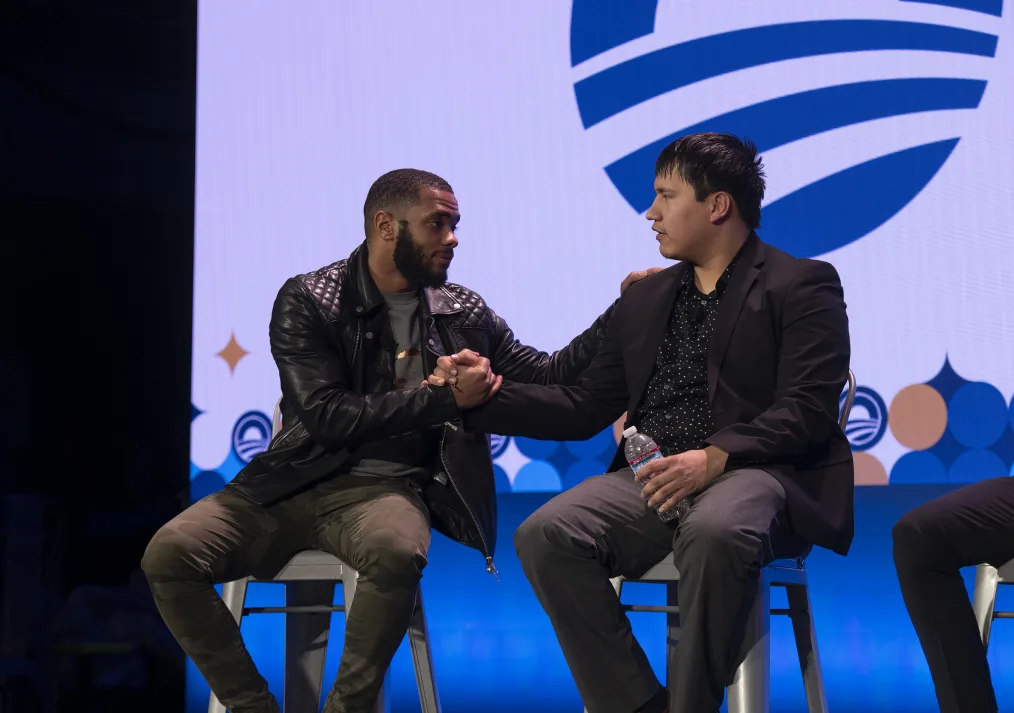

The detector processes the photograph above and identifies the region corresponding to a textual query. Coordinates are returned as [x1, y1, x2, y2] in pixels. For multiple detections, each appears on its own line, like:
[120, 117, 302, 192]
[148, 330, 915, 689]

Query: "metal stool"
[208, 398, 442, 713]
[207, 551, 440, 713]
[583, 370, 856, 713]
[972, 558, 1014, 650]
[597, 556, 824, 713]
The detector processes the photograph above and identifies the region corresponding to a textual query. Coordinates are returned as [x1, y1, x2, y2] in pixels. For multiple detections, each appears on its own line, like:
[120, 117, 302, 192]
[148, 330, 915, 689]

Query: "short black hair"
[655, 133, 766, 229]
[363, 168, 453, 236]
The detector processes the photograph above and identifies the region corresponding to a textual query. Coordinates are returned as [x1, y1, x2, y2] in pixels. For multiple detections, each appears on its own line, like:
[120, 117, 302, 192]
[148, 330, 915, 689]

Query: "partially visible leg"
[141, 487, 307, 713]
[670, 468, 802, 713]
[312, 477, 432, 713]
[893, 477, 1014, 713]
[513, 469, 676, 713]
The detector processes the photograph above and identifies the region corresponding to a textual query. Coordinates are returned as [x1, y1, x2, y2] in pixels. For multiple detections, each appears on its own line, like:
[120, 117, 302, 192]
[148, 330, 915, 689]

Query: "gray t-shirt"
[385, 290, 427, 388]
[344, 291, 439, 481]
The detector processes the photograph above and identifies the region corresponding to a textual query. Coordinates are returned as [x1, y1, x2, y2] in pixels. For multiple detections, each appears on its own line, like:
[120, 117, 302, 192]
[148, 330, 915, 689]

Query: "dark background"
[1, 2, 196, 710]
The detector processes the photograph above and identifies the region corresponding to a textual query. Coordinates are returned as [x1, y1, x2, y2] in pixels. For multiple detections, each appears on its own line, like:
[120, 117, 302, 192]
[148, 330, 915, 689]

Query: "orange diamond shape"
[216, 332, 249, 375]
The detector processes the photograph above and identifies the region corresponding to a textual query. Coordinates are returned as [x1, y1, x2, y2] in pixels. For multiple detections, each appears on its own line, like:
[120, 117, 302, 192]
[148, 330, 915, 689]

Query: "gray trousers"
[140, 474, 432, 713]
[514, 467, 805, 713]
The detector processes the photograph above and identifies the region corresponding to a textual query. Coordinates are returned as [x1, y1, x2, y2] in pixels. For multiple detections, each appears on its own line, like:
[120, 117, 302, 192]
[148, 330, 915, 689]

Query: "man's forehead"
[654, 173, 685, 191]
[418, 187, 459, 214]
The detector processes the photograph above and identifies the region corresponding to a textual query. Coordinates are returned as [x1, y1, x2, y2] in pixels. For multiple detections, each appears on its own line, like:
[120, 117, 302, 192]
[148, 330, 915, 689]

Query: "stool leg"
[786, 582, 828, 713]
[342, 571, 392, 713]
[284, 580, 336, 713]
[408, 589, 442, 713]
[727, 571, 770, 713]
[208, 579, 249, 713]
[221, 578, 249, 625]
[972, 564, 1001, 650]
[664, 581, 680, 702]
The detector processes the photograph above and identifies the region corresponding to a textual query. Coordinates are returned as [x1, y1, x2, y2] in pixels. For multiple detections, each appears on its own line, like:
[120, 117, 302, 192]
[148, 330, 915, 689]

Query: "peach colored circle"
[889, 384, 948, 450]
[853, 452, 888, 486]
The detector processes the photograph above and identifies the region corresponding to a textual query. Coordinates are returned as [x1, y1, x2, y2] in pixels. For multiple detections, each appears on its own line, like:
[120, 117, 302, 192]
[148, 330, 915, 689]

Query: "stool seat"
[996, 560, 1014, 581]
[636, 557, 805, 582]
[973, 558, 1014, 651]
[255, 550, 352, 581]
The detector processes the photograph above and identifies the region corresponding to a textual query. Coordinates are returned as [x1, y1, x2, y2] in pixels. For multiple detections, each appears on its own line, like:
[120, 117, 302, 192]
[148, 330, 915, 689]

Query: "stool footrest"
[243, 605, 346, 615]
[770, 608, 791, 615]
[994, 611, 1014, 619]
[622, 605, 680, 614]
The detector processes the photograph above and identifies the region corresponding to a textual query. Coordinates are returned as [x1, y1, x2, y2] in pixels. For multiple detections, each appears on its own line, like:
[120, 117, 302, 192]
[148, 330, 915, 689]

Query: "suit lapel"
[628, 263, 687, 413]
[707, 234, 765, 404]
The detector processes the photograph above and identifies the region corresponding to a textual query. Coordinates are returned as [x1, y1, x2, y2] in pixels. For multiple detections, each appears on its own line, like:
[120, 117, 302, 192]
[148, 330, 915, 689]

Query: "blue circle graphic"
[190, 471, 226, 503]
[563, 460, 605, 489]
[565, 427, 617, 460]
[949, 449, 1007, 484]
[231, 410, 273, 464]
[890, 451, 946, 484]
[514, 437, 559, 460]
[493, 464, 512, 493]
[512, 461, 563, 492]
[843, 386, 888, 451]
[1009, 394, 1014, 435]
[948, 382, 1007, 449]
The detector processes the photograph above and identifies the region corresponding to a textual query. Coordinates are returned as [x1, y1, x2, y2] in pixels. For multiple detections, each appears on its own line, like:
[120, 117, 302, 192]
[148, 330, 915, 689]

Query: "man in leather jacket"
[141, 168, 651, 713]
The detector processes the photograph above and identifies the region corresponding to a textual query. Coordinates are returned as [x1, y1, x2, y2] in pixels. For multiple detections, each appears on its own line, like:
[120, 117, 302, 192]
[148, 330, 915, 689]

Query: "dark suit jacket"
[466, 233, 854, 555]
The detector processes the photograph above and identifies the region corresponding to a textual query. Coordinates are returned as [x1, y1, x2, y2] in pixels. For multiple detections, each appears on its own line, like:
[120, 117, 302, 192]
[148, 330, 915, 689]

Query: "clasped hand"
[421, 349, 501, 409]
[419, 268, 662, 411]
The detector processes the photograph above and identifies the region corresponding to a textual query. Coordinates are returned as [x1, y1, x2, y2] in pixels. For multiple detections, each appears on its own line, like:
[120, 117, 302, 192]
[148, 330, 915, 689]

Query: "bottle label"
[628, 448, 661, 472]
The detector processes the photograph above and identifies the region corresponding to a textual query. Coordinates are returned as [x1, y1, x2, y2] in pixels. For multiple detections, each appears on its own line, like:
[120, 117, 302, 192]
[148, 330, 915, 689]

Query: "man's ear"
[710, 192, 734, 225]
[373, 210, 398, 242]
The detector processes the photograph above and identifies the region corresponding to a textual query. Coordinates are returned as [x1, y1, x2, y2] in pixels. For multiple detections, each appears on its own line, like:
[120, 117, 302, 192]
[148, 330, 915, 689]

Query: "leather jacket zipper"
[351, 324, 363, 365]
[439, 422, 498, 579]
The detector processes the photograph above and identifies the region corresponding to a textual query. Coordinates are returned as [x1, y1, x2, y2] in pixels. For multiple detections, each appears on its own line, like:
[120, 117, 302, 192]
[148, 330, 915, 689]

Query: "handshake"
[420, 349, 502, 409]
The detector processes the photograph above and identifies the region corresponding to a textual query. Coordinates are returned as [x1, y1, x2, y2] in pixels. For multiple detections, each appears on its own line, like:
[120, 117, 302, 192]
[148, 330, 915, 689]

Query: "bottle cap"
[622, 426, 638, 438]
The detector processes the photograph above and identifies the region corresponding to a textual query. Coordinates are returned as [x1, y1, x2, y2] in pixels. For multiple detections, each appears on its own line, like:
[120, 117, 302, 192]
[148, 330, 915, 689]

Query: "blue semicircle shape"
[758, 139, 959, 257]
[574, 20, 996, 128]
[570, 0, 658, 66]
[512, 461, 563, 493]
[605, 78, 983, 215]
[901, 0, 1002, 17]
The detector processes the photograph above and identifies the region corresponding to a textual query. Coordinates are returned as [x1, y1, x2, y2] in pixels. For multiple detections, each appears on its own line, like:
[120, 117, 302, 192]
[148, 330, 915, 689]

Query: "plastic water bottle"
[623, 426, 691, 523]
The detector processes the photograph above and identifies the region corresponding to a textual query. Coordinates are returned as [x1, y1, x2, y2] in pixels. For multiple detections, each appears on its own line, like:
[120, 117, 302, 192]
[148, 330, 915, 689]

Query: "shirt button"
[355, 306, 363, 313]
[453, 303, 461, 309]
[365, 332, 373, 339]
[428, 339, 435, 345]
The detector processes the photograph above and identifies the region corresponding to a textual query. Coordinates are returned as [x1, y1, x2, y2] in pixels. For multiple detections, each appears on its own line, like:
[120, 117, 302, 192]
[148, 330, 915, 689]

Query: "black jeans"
[893, 477, 1014, 713]
[141, 474, 432, 713]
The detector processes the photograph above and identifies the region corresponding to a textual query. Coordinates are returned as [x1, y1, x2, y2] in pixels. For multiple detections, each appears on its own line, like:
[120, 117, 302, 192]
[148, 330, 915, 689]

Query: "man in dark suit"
[429, 133, 853, 713]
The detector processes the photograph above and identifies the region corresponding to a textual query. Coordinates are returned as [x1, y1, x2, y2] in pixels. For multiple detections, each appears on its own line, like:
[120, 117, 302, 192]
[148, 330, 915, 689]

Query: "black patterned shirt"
[635, 256, 741, 457]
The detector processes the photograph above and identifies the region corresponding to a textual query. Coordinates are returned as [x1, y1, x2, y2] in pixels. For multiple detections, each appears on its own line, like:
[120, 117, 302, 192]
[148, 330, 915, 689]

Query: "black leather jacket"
[229, 243, 615, 573]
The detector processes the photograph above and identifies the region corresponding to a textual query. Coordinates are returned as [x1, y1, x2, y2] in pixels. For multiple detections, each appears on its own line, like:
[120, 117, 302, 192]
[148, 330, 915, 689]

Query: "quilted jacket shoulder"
[292, 259, 349, 321]
[432, 282, 496, 329]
